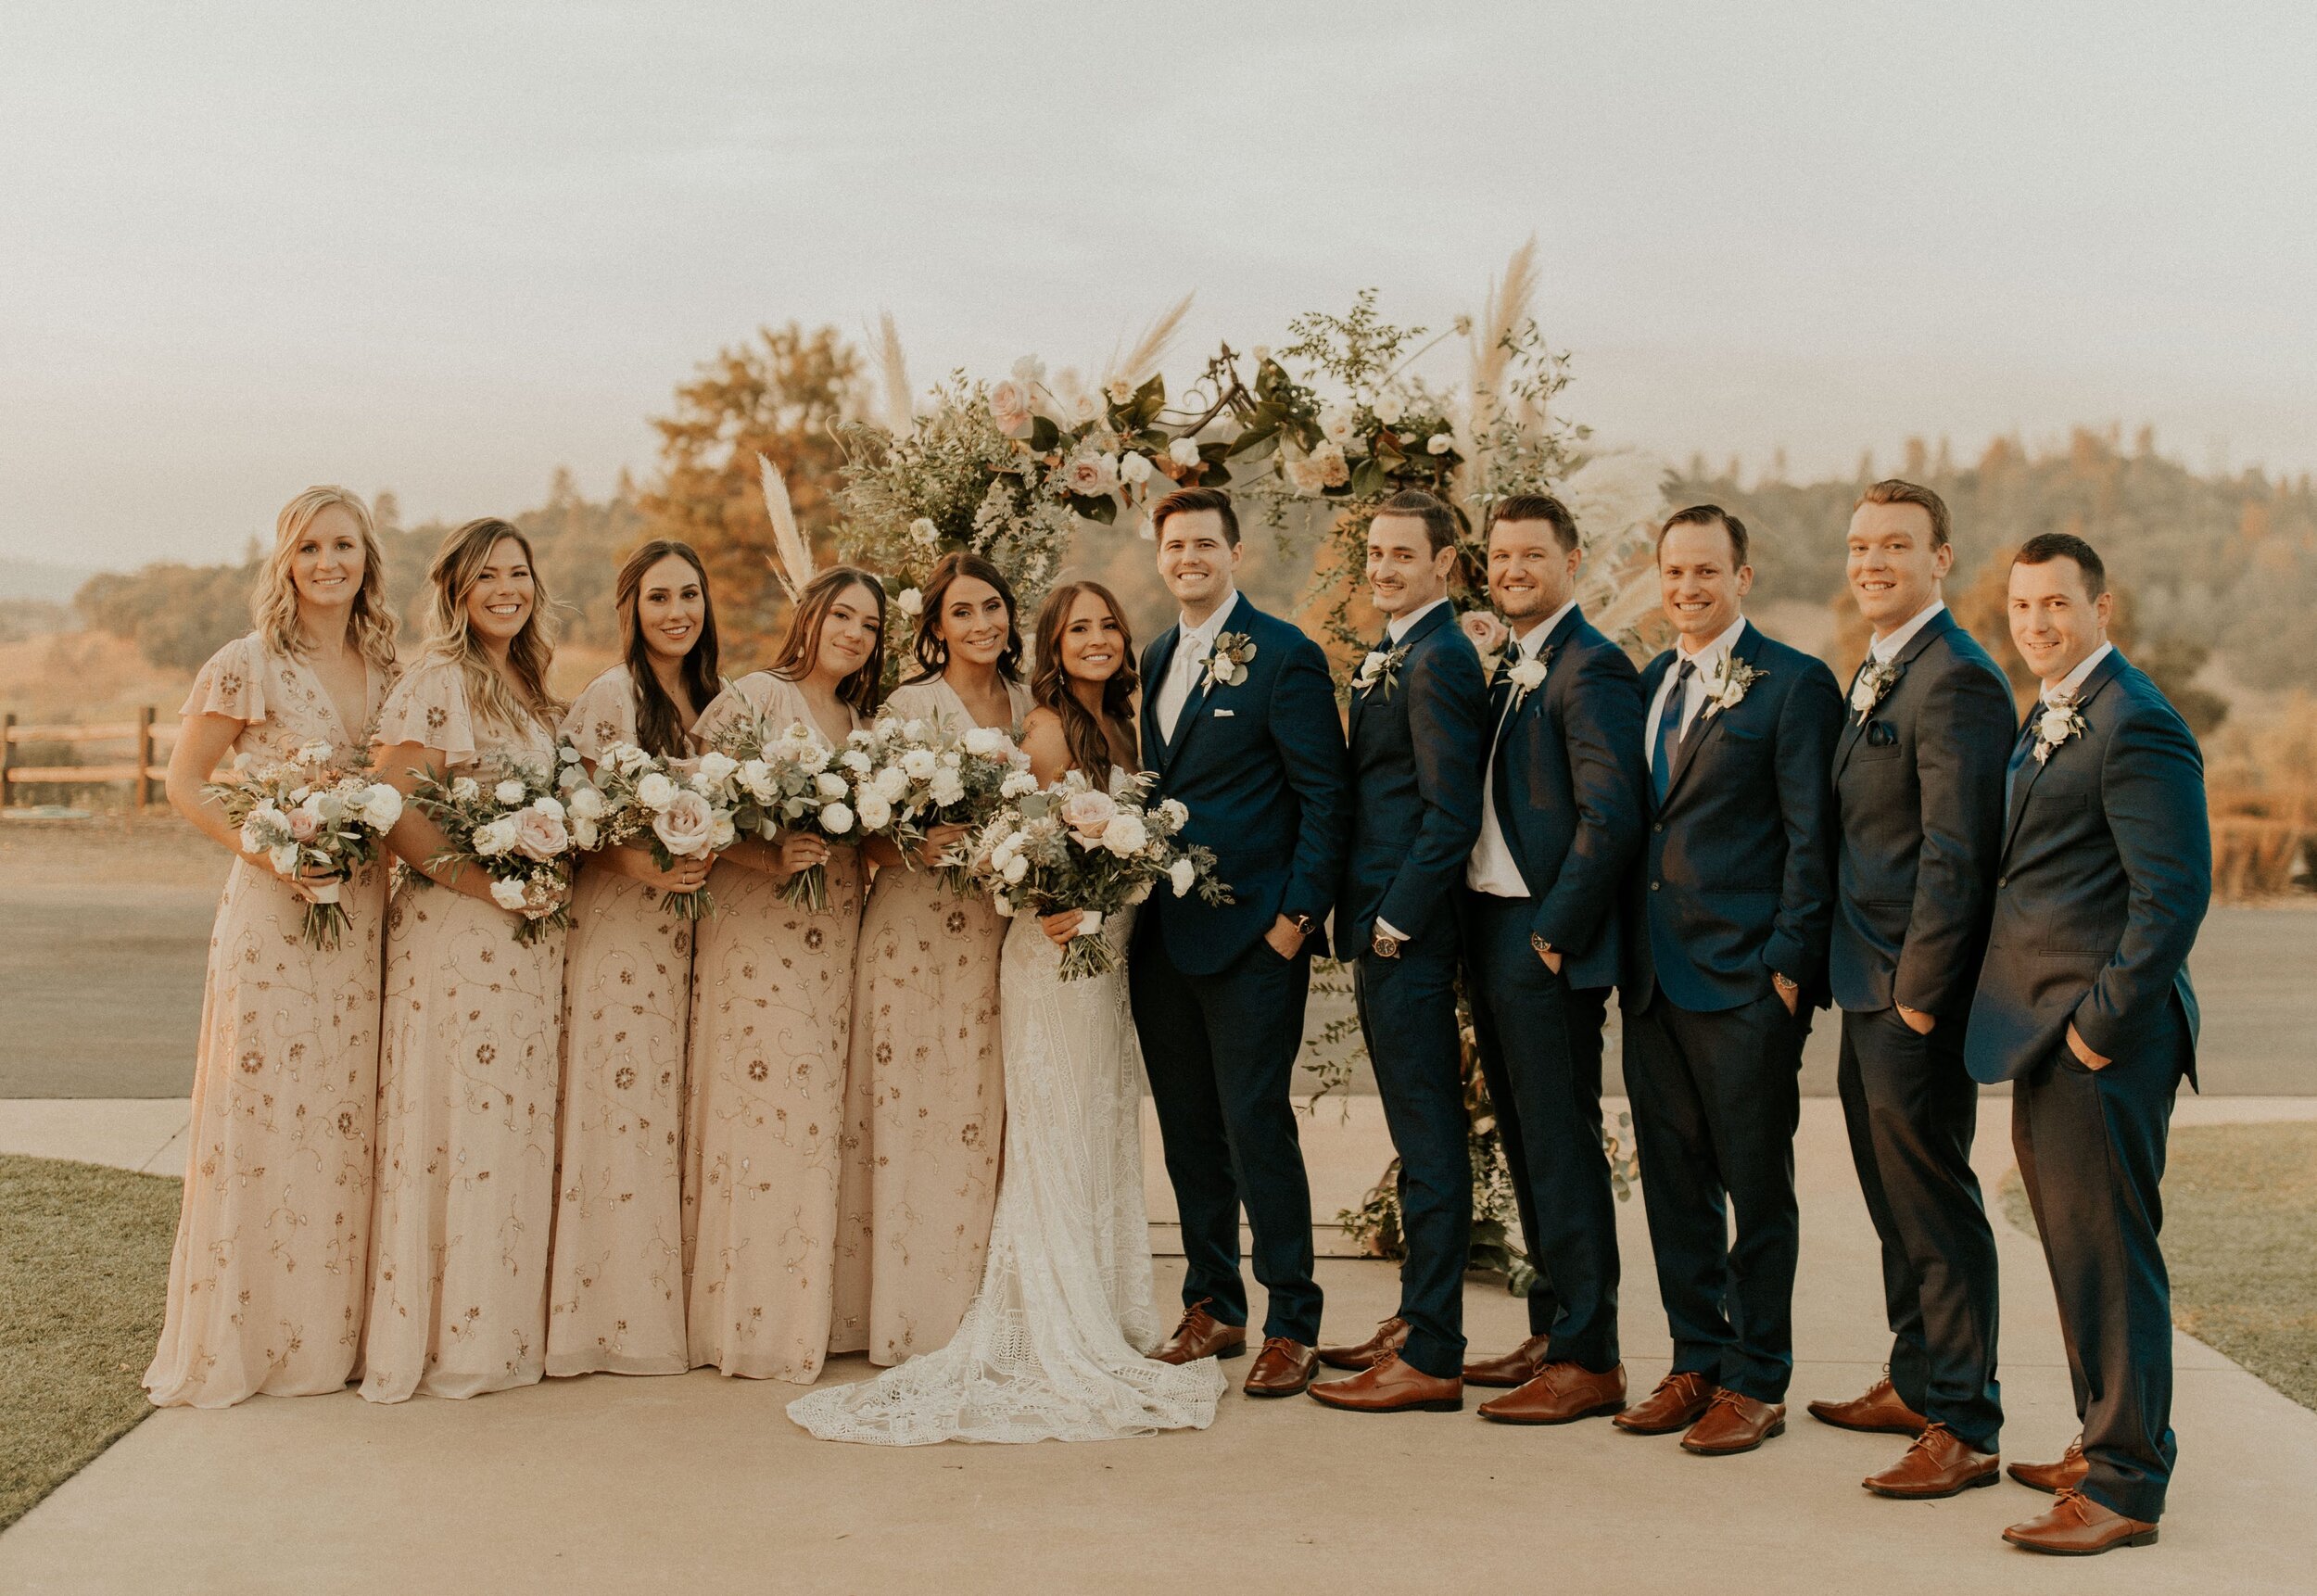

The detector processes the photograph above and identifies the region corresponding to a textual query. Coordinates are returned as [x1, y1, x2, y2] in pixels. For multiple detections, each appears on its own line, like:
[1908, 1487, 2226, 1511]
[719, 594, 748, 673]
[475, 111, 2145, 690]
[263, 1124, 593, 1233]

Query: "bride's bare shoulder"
[1019, 707, 1071, 784]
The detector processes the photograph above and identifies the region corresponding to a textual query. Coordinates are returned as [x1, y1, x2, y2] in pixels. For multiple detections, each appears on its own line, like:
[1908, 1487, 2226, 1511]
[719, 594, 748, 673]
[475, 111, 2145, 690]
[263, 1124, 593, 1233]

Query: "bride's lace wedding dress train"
[787, 906, 1224, 1444]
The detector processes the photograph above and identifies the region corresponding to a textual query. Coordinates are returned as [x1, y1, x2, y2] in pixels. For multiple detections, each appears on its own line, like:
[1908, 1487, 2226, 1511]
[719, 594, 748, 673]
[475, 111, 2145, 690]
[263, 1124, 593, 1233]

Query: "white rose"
[531, 793, 564, 820]
[2039, 707, 2073, 741]
[361, 783, 404, 830]
[1169, 857, 1196, 897]
[962, 727, 1005, 757]
[1104, 376, 1134, 405]
[267, 841, 299, 876]
[1168, 437, 1201, 468]
[988, 377, 1033, 437]
[1158, 798, 1188, 828]
[709, 814, 736, 851]
[1372, 392, 1406, 425]
[450, 776, 480, 802]
[840, 750, 872, 776]
[695, 751, 738, 786]
[1426, 433, 1452, 455]
[1061, 452, 1120, 498]
[618, 743, 654, 776]
[565, 784, 606, 821]
[992, 890, 1015, 918]
[472, 816, 519, 856]
[572, 817, 600, 851]
[636, 772, 678, 811]
[900, 747, 938, 780]
[1318, 404, 1357, 446]
[908, 516, 940, 548]
[1510, 657, 1548, 692]
[797, 744, 830, 775]
[814, 771, 849, 801]
[1100, 813, 1149, 856]
[738, 758, 776, 799]
[874, 766, 910, 803]
[1119, 450, 1154, 486]
[855, 792, 893, 832]
[929, 768, 965, 807]
[1001, 770, 1039, 799]
[1001, 854, 1028, 884]
[1285, 455, 1329, 495]
[897, 588, 923, 617]
[819, 802, 855, 834]
[494, 778, 527, 805]
[489, 877, 529, 911]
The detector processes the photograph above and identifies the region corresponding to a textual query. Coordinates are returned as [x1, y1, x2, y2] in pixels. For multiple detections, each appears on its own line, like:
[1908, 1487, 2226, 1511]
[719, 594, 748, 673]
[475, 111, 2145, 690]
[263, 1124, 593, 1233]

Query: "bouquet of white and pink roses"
[205, 739, 404, 949]
[960, 770, 1231, 980]
[845, 713, 1037, 892]
[711, 715, 871, 913]
[589, 741, 740, 920]
[411, 745, 604, 944]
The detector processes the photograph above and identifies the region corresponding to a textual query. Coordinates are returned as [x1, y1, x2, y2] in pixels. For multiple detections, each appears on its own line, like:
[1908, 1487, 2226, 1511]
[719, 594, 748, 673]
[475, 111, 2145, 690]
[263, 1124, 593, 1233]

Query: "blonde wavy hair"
[251, 486, 399, 673]
[417, 517, 562, 735]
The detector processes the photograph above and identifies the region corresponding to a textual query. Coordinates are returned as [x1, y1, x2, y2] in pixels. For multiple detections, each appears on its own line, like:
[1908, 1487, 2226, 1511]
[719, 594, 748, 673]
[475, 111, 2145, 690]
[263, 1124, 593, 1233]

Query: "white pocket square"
[1211, 707, 1235, 717]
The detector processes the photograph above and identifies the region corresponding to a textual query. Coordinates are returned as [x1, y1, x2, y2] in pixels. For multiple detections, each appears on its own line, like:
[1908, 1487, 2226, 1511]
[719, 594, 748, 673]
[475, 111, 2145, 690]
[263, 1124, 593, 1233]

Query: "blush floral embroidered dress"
[683, 671, 870, 1381]
[145, 633, 392, 1408]
[544, 665, 694, 1377]
[848, 676, 1028, 1365]
[360, 662, 565, 1402]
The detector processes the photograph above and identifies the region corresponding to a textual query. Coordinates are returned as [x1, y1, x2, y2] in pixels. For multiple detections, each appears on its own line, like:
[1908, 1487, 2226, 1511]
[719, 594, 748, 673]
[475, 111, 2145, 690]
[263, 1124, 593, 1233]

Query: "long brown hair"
[251, 486, 399, 675]
[907, 551, 1023, 685]
[614, 539, 719, 758]
[762, 565, 888, 717]
[1030, 579, 1139, 786]
[418, 517, 560, 733]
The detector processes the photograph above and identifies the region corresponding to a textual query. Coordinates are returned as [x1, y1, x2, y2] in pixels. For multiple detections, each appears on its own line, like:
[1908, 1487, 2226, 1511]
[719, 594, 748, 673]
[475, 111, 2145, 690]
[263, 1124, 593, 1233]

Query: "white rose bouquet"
[959, 770, 1230, 981]
[850, 713, 1035, 893]
[711, 713, 868, 913]
[204, 739, 404, 950]
[589, 741, 740, 920]
[410, 744, 604, 944]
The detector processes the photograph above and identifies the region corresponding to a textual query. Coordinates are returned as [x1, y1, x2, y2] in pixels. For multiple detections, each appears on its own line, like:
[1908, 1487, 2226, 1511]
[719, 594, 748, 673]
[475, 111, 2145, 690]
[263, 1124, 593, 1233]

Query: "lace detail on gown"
[787, 902, 1222, 1443]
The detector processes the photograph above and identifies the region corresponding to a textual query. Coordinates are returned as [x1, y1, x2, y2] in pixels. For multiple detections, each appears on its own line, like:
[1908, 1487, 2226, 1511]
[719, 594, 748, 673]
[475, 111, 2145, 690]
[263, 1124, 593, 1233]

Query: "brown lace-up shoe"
[2003, 1489, 2158, 1555]
[1463, 1333, 1553, 1388]
[1863, 1423, 2001, 1499]
[1308, 1350, 1462, 1412]
[2007, 1436, 2088, 1494]
[1806, 1374, 1929, 1436]
[1477, 1362, 1627, 1425]
[1611, 1370, 1716, 1435]
[1316, 1316, 1409, 1371]
[1243, 1337, 1318, 1398]
[1148, 1298, 1246, 1365]
[1679, 1387, 1787, 1455]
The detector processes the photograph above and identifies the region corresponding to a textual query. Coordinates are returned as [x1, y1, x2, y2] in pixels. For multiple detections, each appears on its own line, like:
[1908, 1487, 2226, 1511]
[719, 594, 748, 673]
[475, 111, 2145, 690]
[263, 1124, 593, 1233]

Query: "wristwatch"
[1371, 929, 1403, 959]
[1288, 912, 1320, 939]
[1772, 972, 1800, 995]
[1529, 933, 1554, 958]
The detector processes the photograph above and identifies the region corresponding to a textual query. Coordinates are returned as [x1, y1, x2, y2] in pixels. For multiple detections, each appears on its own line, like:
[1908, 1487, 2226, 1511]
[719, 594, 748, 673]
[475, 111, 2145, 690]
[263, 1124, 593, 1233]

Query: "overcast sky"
[4, 1, 2313, 569]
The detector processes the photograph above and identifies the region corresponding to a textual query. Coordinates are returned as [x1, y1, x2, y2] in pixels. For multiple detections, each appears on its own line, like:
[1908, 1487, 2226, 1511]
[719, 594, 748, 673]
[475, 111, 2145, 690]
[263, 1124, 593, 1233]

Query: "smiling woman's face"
[464, 537, 535, 645]
[291, 503, 366, 611]
[935, 574, 1010, 669]
[812, 579, 882, 683]
[1057, 590, 1125, 684]
[636, 552, 705, 663]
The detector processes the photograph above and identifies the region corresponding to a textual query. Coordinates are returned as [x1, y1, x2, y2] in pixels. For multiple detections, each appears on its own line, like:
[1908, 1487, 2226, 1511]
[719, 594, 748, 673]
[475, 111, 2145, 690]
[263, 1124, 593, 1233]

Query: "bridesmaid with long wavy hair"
[362, 518, 569, 1402]
[686, 565, 886, 1382]
[146, 486, 399, 1408]
[851, 551, 1032, 1365]
[545, 540, 720, 1377]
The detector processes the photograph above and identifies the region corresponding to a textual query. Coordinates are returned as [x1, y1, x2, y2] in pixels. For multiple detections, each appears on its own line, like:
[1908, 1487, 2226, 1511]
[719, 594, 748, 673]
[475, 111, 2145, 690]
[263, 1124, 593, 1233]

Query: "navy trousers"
[1349, 937, 1471, 1379]
[1458, 890, 1620, 1371]
[1130, 931, 1323, 1345]
[1623, 990, 1805, 1403]
[2012, 1014, 2186, 1523]
[1837, 1007, 2003, 1449]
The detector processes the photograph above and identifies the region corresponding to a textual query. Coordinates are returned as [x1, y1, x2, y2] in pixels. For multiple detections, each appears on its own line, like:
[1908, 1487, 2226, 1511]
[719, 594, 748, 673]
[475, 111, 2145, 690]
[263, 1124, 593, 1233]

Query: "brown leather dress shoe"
[1307, 1350, 1462, 1412]
[1242, 1337, 1318, 1399]
[2007, 1436, 2088, 1494]
[1611, 1370, 1715, 1435]
[1148, 1298, 1246, 1365]
[2003, 1488, 2158, 1555]
[1462, 1333, 1553, 1388]
[1863, 1423, 2001, 1499]
[1477, 1362, 1627, 1425]
[1806, 1374, 1928, 1436]
[1679, 1387, 1787, 1455]
[1316, 1316, 1409, 1371]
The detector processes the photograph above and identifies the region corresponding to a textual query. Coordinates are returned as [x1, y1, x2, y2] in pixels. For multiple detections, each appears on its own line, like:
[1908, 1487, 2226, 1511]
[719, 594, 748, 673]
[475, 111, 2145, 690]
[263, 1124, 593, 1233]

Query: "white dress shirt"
[1155, 589, 1242, 742]
[1465, 600, 1575, 897]
[1372, 594, 1454, 944]
[1644, 614, 1748, 775]
[2044, 640, 2114, 706]
[1869, 598, 1946, 665]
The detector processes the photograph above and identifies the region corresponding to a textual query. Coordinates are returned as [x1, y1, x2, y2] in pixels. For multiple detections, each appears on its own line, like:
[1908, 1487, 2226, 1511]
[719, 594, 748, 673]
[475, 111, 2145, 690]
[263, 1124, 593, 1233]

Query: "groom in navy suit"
[1309, 489, 1489, 1414]
[1133, 487, 1349, 1400]
[1969, 533, 2209, 1557]
[1614, 505, 1842, 1456]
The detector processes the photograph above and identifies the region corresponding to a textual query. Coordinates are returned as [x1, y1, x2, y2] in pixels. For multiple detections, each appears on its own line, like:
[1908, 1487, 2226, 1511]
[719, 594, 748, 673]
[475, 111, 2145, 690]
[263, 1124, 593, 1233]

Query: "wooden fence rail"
[1, 709, 178, 811]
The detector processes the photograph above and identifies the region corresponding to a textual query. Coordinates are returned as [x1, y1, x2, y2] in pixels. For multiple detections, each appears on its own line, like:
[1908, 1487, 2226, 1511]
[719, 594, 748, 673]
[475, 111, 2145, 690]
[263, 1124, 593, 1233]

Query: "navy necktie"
[2003, 712, 2039, 812]
[1651, 659, 1696, 804]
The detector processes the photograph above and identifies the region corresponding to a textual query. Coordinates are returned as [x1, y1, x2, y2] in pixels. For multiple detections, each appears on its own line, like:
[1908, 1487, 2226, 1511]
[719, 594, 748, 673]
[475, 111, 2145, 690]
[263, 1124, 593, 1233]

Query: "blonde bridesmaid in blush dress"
[684, 566, 885, 1382]
[146, 487, 398, 1409]
[543, 543, 719, 1377]
[849, 552, 1031, 1365]
[361, 518, 570, 1402]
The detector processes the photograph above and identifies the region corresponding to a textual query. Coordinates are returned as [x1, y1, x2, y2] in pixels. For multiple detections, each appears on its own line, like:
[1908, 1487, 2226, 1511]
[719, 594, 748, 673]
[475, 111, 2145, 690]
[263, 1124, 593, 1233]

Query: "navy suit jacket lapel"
[1833, 608, 1955, 778]
[1161, 594, 1245, 771]
[1660, 621, 1758, 809]
[1498, 601, 1584, 755]
[2001, 645, 2124, 859]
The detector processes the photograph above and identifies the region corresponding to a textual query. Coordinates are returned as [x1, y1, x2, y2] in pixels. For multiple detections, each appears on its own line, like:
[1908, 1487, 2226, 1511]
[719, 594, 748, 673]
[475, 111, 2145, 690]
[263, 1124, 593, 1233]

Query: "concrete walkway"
[4, 1097, 2312, 1594]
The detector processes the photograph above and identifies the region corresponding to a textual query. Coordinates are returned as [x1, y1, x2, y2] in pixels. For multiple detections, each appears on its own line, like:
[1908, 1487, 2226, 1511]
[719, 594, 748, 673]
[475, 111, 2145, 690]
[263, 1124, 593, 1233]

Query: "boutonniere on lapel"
[1698, 655, 1766, 721]
[1504, 646, 1554, 710]
[1461, 611, 1509, 682]
[1202, 632, 1256, 691]
[1850, 658, 1901, 724]
[2031, 698, 2087, 765]
[1353, 642, 1411, 699]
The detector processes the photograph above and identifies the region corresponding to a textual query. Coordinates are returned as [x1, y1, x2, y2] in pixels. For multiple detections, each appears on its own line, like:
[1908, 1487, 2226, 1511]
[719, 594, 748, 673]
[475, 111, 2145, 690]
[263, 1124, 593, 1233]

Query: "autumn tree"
[639, 323, 865, 657]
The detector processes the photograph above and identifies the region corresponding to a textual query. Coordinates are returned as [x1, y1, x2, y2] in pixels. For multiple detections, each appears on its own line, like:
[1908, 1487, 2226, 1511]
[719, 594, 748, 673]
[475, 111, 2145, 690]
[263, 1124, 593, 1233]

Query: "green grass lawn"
[0, 1155, 180, 1531]
[2001, 1120, 2317, 1411]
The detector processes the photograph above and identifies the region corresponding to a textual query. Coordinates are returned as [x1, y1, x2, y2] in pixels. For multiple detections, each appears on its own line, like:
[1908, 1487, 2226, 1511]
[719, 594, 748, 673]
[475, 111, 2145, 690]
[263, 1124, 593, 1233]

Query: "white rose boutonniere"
[1204, 632, 1257, 690]
[1699, 656, 1766, 721]
[1851, 658, 1901, 724]
[2032, 699, 2087, 765]
[1505, 646, 1554, 710]
[1352, 642, 1412, 700]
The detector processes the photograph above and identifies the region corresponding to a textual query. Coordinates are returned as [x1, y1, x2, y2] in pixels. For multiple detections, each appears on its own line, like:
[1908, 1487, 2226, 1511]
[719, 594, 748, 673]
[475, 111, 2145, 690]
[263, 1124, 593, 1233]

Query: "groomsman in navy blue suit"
[1133, 487, 1349, 1400]
[1450, 494, 1648, 1426]
[1969, 533, 2209, 1557]
[1613, 505, 1842, 1455]
[1810, 481, 2017, 1500]
[1309, 489, 1489, 1414]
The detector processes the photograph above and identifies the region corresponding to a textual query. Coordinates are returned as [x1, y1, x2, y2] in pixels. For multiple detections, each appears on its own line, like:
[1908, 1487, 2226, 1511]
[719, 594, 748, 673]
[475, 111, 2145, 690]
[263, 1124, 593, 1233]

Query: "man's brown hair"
[1855, 478, 1951, 550]
[1373, 488, 1460, 554]
[2013, 531, 2108, 600]
[1150, 485, 1240, 549]
[1656, 503, 1750, 568]
[1487, 492, 1578, 554]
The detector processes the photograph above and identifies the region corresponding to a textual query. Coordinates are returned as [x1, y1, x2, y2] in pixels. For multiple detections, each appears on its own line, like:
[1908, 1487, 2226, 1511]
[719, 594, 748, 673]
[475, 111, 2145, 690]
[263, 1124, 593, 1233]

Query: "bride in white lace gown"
[789, 581, 1223, 1445]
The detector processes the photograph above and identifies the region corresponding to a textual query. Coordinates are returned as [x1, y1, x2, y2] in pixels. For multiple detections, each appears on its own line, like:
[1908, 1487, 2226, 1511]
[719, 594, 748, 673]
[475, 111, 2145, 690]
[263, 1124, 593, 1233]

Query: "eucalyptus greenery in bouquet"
[205, 740, 404, 950]
[589, 741, 741, 920]
[709, 713, 874, 914]
[961, 771, 1230, 981]
[411, 745, 603, 944]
